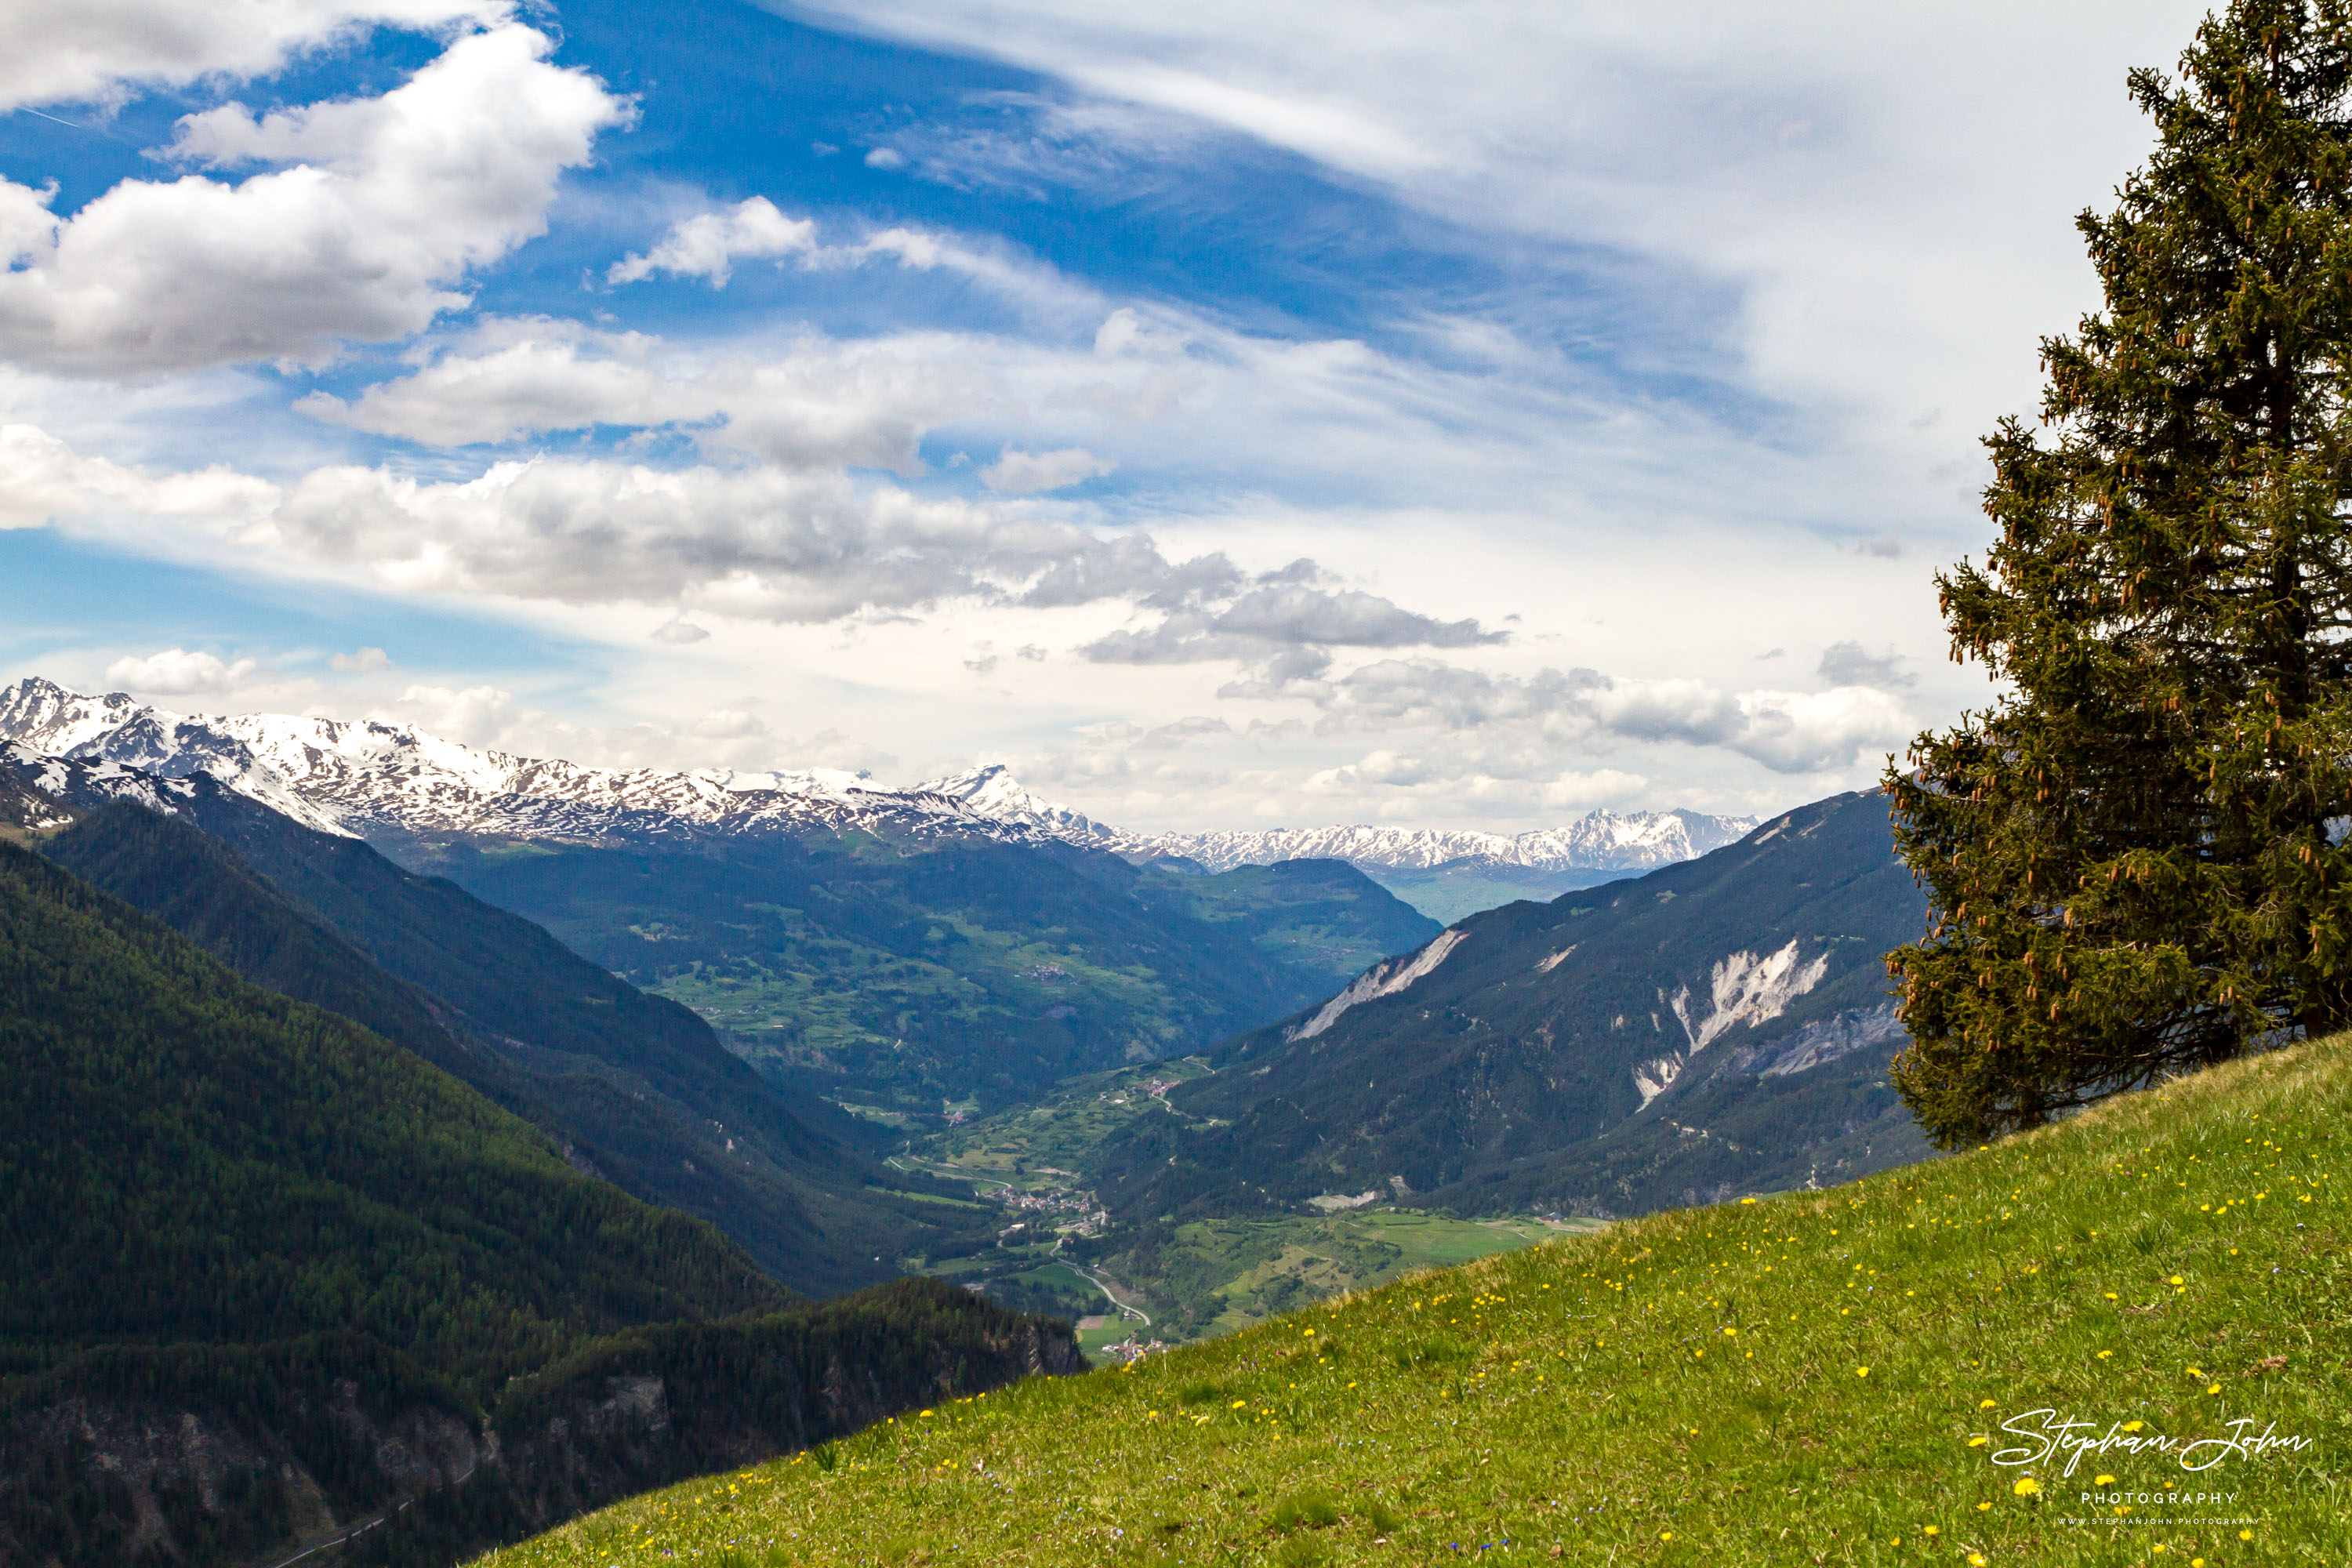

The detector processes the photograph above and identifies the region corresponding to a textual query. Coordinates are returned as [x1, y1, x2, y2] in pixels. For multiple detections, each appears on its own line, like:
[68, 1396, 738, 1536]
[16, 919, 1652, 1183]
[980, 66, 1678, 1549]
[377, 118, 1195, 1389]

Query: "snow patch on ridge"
[1668, 940, 1830, 1053]
[1287, 927, 1469, 1043]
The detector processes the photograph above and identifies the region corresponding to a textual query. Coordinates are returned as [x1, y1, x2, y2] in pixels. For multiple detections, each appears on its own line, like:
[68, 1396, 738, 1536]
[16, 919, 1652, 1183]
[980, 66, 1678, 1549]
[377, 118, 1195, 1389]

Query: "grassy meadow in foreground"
[477, 1038, 2352, 1565]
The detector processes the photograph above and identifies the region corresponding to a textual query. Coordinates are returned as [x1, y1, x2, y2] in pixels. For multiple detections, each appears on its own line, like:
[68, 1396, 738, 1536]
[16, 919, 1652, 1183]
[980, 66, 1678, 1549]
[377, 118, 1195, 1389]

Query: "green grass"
[475, 1036, 2352, 1564]
[1102, 1211, 1595, 1340]
[914, 1059, 1221, 1192]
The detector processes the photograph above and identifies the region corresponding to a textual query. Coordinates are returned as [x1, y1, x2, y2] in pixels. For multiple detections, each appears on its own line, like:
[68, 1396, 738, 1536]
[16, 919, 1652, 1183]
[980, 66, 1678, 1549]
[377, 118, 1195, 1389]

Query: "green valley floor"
[472, 1035, 2352, 1564]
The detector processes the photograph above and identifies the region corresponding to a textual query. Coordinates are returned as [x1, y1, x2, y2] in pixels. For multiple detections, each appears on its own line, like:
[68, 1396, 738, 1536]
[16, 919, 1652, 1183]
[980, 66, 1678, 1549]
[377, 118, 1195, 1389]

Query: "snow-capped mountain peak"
[913, 764, 1118, 842]
[0, 677, 1753, 878]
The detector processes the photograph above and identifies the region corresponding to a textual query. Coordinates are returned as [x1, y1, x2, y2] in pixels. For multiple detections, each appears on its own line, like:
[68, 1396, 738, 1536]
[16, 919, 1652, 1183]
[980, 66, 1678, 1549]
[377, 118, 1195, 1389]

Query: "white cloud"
[1260, 656, 1910, 776]
[105, 647, 258, 695]
[981, 445, 1116, 493]
[297, 321, 995, 468]
[689, 707, 764, 739]
[796, 0, 2205, 490]
[606, 197, 818, 287]
[358, 683, 901, 776]
[379, 683, 526, 746]
[0, 419, 1286, 626]
[328, 645, 391, 672]
[1817, 640, 1914, 689]
[0, 421, 277, 530]
[257, 453, 1200, 619]
[0, 0, 496, 112]
[0, 24, 626, 376]
[1087, 575, 1499, 666]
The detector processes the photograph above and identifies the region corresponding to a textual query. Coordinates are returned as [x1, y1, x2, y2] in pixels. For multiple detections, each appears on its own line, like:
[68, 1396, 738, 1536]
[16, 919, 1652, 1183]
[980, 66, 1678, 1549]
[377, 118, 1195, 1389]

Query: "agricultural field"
[909, 1059, 1223, 1193]
[475, 1033, 2352, 1564]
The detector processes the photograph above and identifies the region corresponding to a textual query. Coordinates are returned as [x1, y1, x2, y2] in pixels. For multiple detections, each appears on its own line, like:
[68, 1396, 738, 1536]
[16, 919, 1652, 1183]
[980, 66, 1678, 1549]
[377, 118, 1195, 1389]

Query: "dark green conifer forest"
[1890, 0, 2352, 1143]
[0, 833, 1077, 1566]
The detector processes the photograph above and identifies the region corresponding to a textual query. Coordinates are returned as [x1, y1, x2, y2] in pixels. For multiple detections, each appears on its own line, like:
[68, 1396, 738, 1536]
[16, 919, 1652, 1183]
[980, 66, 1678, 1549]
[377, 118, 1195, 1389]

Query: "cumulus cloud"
[606, 197, 818, 287]
[362, 684, 900, 776]
[1085, 571, 1501, 669]
[1302, 750, 1651, 812]
[381, 682, 520, 746]
[0, 0, 495, 112]
[252, 452, 1221, 619]
[1269, 656, 1909, 775]
[980, 445, 1116, 493]
[328, 645, 390, 672]
[0, 24, 626, 376]
[0, 422, 278, 530]
[651, 619, 712, 644]
[105, 648, 258, 695]
[297, 322, 994, 468]
[689, 707, 764, 738]
[1817, 639, 1914, 688]
[8, 421, 1476, 637]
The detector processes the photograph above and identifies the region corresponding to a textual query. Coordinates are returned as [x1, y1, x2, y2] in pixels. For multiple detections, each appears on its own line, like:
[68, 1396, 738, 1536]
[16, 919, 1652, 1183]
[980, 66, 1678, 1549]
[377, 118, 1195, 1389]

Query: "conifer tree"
[1888, 0, 2352, 1145]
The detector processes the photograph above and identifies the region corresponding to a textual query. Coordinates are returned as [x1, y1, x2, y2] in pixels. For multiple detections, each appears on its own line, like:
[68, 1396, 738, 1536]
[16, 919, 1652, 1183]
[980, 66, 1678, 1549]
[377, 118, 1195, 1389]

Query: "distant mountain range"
[913, 762, 1755, 874]
[0, 680, 1446, 1123]
[0, 679, 1753, 921]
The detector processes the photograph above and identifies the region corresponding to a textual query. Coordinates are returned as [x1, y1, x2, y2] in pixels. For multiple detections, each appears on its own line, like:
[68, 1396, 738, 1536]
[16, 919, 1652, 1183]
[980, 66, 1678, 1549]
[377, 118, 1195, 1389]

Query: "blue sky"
[0, 0, 2209, 829]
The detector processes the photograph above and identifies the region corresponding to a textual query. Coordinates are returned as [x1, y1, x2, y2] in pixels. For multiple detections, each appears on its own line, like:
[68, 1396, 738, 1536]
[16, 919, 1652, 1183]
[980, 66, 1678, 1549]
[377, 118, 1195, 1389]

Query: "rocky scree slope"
[1085, 791, 1932, 1221]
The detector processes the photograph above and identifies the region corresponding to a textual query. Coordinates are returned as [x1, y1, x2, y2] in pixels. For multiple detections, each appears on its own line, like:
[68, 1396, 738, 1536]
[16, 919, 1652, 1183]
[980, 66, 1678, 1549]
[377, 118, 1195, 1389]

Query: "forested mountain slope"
[7, 755, 989, 1294]
[0, 837, 776, 1375]
[1087, 792, 1931, 1222]
[0, 836, 1077, 1566]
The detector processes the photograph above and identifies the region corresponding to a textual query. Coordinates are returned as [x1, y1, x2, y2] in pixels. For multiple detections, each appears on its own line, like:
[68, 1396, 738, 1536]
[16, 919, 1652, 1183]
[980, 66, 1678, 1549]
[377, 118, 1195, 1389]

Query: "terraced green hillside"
[482, 1035, 2350, 1564]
